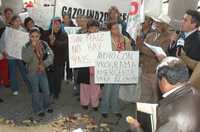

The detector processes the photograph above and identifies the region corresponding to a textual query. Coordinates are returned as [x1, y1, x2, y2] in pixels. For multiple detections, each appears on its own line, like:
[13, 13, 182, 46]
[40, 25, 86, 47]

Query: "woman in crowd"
[106, 6, 130, 38]
[2, 8, 14, 26]
[62, 14, 74, 81]
[22, 27, 54, 117]
[72, 15, 89, 97]
[100, 22, 132, 118]
[24, 17, 44, 36]
[107, 6, 135, 49]
[0, 15, 32, 95]
[77, 15, 89, 34]
[62, 14, 75, 27]
[43, 17, 68, 100]
[77, 19, 101, 111]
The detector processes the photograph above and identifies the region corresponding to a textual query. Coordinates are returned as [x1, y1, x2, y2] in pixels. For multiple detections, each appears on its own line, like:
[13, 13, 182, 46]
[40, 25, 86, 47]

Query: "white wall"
[1, 0, 24, 14]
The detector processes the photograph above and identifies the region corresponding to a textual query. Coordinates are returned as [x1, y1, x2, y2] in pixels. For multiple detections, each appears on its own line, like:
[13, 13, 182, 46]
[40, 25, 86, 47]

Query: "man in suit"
[129, 57, 200, 132]
[176, 10, 200, 89]
[179, 10, 200, 62]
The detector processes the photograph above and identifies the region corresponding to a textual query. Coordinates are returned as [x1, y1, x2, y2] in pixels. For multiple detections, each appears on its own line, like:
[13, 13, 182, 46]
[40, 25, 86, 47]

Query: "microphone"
[176, 35, 185, 56]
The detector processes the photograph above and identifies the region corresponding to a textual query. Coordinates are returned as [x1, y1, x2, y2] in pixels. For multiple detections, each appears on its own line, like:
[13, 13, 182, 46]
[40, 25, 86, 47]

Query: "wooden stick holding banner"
[126, 0, 144, 41]
[51, 0, 57, 36]
[48, 0, 57, 46]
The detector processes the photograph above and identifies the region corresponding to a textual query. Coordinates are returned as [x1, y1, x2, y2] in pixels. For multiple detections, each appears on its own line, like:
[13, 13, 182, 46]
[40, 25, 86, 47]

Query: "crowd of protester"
[0, 6, 200, 131]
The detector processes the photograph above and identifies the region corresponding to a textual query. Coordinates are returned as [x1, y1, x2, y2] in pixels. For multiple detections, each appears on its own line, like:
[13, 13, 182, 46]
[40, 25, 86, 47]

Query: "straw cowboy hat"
[152, 14, 171, 24]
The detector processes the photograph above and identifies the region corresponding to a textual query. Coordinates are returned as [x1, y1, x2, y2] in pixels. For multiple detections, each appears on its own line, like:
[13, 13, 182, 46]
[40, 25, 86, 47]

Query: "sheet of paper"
[144, 42, 167, 56]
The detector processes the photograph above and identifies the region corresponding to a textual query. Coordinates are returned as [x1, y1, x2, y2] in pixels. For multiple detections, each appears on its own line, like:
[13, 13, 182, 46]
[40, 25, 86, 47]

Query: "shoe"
[102, 113, 108, 118]
[73, 92, 79, 97]
[82, 106, 88, 110]
[38, 112, 45, 117]
[115, 113, 122, 118]
[93, 107, 98, 111]
[0, 98, 4, 103]
[47, 109, 53, 113]
[77, 97, 80, 102]
[13, 91, 19, 96]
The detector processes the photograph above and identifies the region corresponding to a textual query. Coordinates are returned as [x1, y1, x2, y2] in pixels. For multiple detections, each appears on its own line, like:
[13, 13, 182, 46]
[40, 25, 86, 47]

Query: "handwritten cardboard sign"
[4, 27, 29, 59]
[95, 51, 139, 84]
[68, 31, 112, 68]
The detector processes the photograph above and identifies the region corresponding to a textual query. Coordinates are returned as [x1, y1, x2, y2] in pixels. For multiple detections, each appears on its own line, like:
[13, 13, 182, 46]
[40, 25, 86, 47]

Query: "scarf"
[33, 41, 44, 72]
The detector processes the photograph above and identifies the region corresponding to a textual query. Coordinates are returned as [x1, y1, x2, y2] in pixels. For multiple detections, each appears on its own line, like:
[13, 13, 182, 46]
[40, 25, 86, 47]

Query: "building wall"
[0, 0, 24, 14]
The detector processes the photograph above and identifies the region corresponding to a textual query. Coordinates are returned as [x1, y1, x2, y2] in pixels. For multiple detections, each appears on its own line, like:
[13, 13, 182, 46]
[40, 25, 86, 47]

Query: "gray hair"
[156, 57, 189, 85]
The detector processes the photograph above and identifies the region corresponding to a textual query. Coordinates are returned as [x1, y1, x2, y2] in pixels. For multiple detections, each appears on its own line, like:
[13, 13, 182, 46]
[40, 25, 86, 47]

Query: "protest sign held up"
[95, 51, 139, 84]
[68, 31, 112, 68]
[4, 27, 29, 59]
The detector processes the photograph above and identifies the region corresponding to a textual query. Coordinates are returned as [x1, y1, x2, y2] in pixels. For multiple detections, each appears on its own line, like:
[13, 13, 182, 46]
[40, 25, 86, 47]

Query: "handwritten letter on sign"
[4, 27, 29, 59]
[68, 31, 112, 68]
[95, 51, 139, 84]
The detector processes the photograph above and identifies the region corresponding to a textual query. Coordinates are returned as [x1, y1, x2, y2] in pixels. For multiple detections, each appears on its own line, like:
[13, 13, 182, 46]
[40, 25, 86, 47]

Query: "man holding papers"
[136, 14, 171, 102]
[129, 57, 200, 132]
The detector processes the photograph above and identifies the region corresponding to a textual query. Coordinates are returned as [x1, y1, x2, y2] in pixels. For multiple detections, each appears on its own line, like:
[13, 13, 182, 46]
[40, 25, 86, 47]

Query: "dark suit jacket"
[132, 83, 200, 132]
[183, 31, 200, 61]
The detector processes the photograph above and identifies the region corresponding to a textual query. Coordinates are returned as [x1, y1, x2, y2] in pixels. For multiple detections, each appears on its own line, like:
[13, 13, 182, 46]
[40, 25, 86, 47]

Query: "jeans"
[100, 84, 120, 114]
[8, 59, 32, 92]
[29, 72, 51, 113]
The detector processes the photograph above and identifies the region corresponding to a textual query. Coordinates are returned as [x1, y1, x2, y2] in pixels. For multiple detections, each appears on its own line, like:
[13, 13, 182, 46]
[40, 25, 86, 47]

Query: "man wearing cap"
[128, 57, 200, 132]
[136, 15, 171, 102]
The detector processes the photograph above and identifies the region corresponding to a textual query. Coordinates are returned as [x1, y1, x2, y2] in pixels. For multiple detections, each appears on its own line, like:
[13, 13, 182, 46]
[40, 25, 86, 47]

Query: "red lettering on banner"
[129, 1, 139, 16]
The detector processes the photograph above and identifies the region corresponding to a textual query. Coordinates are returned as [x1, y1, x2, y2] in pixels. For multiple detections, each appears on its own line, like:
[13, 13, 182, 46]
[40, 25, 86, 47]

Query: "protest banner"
[68, 31, 112, 68]
[95, 51, 139, 84]
[26, 0, 165, 29]
[4, 27, 29, 59]
[26, 0, 130, 29]
[126, 0, 144, 40]
[56, 0, 130, 22]
[64, 27, 81, 34]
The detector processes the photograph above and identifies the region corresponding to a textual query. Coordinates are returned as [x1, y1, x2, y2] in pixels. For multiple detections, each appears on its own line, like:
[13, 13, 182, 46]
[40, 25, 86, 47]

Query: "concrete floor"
[0, 80, 136, 132]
